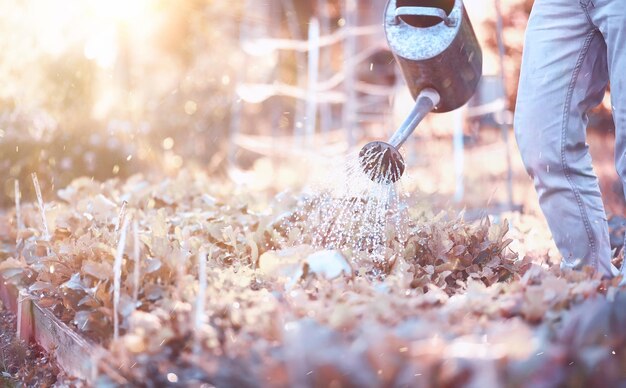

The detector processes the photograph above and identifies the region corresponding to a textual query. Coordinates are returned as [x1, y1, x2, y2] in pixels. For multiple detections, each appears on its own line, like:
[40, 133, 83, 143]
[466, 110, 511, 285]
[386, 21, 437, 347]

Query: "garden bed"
[1, 171, 626, 386]
[0, 254, 125, 385]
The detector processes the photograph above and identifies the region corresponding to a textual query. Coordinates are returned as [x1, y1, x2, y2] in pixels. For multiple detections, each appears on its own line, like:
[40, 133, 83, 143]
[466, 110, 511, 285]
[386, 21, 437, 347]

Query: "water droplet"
[162, 137, 174, 150]
[167, 373, 178, 383]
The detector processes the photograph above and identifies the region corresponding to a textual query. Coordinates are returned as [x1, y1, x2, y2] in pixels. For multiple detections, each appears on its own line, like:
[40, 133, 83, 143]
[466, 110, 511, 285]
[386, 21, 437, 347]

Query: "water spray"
[359, 0, 482, 184]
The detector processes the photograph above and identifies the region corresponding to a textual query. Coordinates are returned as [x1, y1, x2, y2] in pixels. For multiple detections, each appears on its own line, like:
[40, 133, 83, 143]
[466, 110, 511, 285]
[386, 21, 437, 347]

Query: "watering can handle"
[394, 6, 455, 27]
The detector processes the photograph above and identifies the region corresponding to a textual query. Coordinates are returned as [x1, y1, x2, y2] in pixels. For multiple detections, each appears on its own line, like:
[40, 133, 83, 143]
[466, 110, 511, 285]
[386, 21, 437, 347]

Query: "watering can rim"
[383, 0, 464, 61]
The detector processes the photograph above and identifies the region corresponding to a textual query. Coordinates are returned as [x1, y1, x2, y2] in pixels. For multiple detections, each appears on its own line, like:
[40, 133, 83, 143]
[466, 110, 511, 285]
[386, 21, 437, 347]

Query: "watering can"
[359, 0, 482, 184]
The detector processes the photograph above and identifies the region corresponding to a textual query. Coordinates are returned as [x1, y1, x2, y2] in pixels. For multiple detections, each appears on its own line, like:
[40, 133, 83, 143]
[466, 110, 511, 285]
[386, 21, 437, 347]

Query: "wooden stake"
[31, 173, 50, 242]
[132, 219, 140, 305]
[194, 248, 208, 355]
[113, 216, 130, 341]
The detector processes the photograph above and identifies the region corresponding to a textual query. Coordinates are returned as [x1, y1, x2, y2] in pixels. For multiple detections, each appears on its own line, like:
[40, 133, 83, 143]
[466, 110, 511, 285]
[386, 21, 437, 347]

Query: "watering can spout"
[387, 88, 440, 149]
[358, 88, 439, 184]
[359, 0, 482, 184]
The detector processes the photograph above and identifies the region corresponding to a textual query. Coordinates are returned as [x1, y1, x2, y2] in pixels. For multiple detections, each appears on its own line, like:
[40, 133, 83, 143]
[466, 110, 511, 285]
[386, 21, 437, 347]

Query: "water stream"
[282, 149, 411, 267]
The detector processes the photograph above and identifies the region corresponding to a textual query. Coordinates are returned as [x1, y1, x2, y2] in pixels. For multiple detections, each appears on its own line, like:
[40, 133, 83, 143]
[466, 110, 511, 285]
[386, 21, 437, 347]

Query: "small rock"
[123, 334, 146, 353]
[257, 245, 314, 278]
[305, 250, 353, 279]
[129, 310, 162, 333]
[258, 247, 352, 282]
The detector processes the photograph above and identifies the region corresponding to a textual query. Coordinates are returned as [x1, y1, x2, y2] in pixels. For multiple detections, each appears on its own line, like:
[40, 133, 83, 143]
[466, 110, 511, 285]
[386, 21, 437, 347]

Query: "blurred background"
[0, 0, 622, 216]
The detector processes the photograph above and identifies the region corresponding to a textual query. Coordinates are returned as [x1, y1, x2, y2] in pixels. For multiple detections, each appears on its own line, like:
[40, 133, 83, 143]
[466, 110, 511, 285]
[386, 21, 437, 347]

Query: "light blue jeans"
[514, 0, 626, 277]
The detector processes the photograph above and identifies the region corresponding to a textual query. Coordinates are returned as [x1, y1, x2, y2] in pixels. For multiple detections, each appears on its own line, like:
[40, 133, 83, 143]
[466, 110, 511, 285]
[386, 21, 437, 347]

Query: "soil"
[0, 301, 66, 387]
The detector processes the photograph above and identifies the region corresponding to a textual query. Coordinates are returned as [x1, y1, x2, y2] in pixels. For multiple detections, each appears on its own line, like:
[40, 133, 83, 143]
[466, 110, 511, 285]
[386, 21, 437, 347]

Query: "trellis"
[229, 0, 393, 183]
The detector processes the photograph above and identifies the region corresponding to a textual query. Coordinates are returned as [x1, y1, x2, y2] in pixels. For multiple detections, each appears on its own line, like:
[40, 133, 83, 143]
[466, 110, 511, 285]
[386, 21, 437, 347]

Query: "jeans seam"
[561, 30, 598, 270]
[622, 235, 626, 273]
[580, 1, 598, 29]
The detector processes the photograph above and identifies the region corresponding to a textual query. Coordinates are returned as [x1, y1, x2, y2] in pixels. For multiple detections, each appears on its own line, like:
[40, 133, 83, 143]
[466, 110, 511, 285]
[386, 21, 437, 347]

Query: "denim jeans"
[514, 0, 626, 277]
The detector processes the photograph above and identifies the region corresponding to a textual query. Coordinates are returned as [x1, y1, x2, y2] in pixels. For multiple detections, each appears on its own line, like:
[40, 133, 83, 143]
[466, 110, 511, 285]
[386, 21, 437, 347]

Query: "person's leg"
[514, 0, 616, 276]
[586, 1, 626, 275]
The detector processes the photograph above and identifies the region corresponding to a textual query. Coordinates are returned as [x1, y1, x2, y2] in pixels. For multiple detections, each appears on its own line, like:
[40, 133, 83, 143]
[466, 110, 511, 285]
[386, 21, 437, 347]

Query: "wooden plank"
[0, 275, 123, 384]
[30, 301, 98, 381]
[17, 290, 34, 343]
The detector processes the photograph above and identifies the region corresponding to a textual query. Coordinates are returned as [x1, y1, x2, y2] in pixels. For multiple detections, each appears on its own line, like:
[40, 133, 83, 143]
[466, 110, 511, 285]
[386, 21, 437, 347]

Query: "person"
[514, 0, 625, 278]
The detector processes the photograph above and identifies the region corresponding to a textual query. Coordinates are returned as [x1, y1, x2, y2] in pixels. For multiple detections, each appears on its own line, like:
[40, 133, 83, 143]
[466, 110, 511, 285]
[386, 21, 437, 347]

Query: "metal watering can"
[359, 0, 482, 184]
